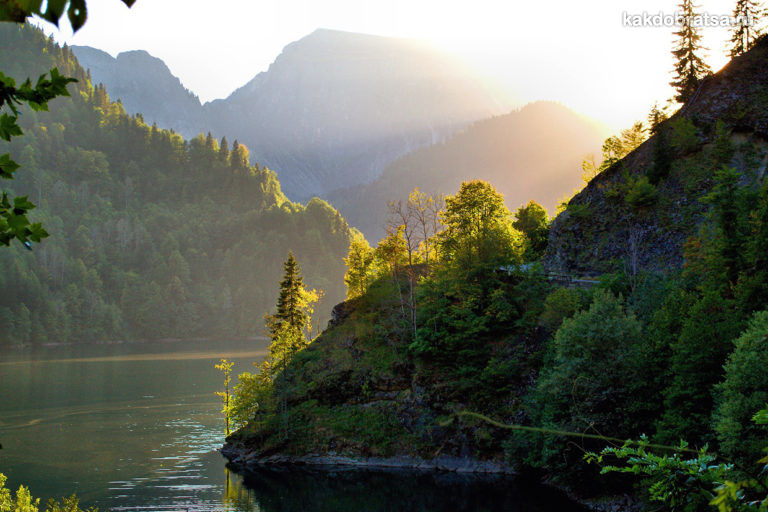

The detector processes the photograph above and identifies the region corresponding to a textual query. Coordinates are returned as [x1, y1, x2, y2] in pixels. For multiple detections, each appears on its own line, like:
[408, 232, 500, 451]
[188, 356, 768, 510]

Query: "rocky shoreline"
[220, 444, 642, 511]
[220, 444, 515, 474]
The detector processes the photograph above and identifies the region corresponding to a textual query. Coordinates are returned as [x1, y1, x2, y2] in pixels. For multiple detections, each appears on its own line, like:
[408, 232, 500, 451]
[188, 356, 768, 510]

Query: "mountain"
[0, 25, 352, 345]
[326, 101, 607, 241]
[544, 35, 768, 276]
[71, 46, 207, 136]
[74, 29, 513, 200]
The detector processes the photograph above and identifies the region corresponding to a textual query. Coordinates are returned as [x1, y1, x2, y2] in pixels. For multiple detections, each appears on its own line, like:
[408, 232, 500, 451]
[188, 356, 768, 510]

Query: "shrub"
[625, 176, 658, 210]
[670, 116, 700, 154]
[539, 287, 584, 332]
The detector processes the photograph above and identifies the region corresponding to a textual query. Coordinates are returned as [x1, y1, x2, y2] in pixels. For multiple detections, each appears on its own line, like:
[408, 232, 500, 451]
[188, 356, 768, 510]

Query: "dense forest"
[0, 24, 352, 345]
[224, 34, 768, 511]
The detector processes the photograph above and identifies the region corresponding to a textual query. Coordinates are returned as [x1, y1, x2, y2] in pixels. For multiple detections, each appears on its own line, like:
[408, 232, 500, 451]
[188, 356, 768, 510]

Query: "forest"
[0, 24, 352, 345]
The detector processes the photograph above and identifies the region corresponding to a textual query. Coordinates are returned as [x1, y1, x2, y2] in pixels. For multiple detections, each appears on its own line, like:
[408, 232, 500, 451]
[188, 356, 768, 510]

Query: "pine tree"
[730, 0, 764, 57]
[267, 252, 310, 342]
[219, 136, 229, 163]
[670, 0, 711, 103]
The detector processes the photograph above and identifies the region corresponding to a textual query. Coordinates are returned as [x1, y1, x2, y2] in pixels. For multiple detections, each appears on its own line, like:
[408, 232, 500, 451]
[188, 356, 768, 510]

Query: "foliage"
[538, 287, 584, 332]
[215, 358, 235, 436]
[513, 290, 649, 480]
[714, 311, 768, 468]
[1, 67, 75, 247]
[513, 200, 549, 259]
[0, 473, 95, 512]
[671, 116, 700, 154]
[585, 437, 731, 512]
[729, 0, 765, 57]
[0, 0, 134, 32]
[670, 0, 712, 103]
[625, 176, 658, 210]
[437, 180, 523, 272]
[230, 369, 273, 429]
[0, 25, 351, 344]
[343, 228, 376, 299]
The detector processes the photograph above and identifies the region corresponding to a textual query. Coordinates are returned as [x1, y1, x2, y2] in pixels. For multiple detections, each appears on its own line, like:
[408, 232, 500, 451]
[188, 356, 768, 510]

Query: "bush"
[625, 176, 658, 210]
[539, 287, 584, 332]
[714, 310, 768, 469]
[670, 117, 700, 154]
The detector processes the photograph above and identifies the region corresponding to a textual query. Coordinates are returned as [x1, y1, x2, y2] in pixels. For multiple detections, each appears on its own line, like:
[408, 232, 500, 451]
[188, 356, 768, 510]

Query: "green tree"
[513, 200, 549, 259]
[437, 180, 522, 271]
[714, 310, 768, 468]
[729, 0, 764, 57]
[516, 291, 647, 479]
[343, 228, 376, 299]
[265, 252, 318, 343]
[215, 358, 235, 436]
[671, 0, 712, 103]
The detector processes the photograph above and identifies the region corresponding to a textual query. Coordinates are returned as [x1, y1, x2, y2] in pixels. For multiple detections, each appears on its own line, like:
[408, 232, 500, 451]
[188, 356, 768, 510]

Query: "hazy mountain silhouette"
[73, 29, 513, 199]
[325, 101, 608, 241]
[71, 46, 207, 136]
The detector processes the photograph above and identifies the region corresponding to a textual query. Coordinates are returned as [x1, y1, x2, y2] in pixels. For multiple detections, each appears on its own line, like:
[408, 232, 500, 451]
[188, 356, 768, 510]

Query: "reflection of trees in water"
[223, 468, 256, 512]
[224, 466, 587, 512]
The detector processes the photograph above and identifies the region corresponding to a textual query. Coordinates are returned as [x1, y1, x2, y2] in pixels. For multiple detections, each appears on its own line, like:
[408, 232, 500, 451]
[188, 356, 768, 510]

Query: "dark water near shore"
[0, 339, 585, 511]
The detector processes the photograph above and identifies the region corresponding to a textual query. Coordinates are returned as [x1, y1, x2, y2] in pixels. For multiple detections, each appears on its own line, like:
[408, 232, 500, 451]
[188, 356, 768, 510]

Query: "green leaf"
[0, 113, 23, 141]
[0, 153, 20, 179]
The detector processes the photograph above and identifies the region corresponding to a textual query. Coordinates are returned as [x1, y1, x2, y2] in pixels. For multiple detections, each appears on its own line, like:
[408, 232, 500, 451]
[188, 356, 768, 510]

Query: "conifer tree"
[670, 0, 712, 103]
[729, 0, 764, 57]
[219, 136, 229, 163]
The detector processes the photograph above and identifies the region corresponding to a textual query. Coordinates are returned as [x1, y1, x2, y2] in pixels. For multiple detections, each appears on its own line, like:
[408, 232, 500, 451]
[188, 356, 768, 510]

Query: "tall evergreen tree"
[670, 0, 712, 103]
[729, 0, 764, 57]
[267, 252, 308, 340]
[219, 136, 229, 163]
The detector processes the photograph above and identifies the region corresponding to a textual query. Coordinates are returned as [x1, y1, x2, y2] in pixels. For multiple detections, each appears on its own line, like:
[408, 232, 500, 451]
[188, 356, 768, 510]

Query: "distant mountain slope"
[0, 25, 352, 345]
[72, 45, 207, 137]
[544, 36, 768, 275]
[75, 29, 513, 200]
[326, 101, 607, 241]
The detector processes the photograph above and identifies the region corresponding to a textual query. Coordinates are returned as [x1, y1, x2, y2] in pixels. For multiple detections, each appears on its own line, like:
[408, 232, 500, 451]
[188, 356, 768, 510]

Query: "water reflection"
[225, 467, 588, 512]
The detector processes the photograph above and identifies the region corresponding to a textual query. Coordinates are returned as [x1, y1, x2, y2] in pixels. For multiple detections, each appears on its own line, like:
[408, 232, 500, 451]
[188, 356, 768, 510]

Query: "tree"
[513, 200, 549, 259]
[437, 180, 521, 272]
[647, 103, 669, 135]
[214, 358, 235, 436]
[714, 310, 768, 468]
[265, 252, 320, 346]
[729, 0, 764, 57]
[670, 0, 711, 103]
[406, 188, 443, 267]
[343, 228, 376, 299]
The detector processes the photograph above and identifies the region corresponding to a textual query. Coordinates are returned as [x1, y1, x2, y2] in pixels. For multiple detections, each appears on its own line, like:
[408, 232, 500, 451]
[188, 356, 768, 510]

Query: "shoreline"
[220, 445, 642, 511]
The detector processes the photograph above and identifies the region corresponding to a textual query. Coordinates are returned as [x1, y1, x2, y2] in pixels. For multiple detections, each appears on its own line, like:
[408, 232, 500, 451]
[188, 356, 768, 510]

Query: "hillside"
[222, 37, 768, 507]
[75, 29, 512, 200]
[71, 46, 207, 137]
[545, 36, 768, 275]
[0, 24, 352, 344]
[326, 101, 606, 241]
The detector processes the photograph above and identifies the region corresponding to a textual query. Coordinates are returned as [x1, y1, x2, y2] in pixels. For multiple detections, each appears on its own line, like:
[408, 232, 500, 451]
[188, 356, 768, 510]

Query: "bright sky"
[36, 0, 739, 131]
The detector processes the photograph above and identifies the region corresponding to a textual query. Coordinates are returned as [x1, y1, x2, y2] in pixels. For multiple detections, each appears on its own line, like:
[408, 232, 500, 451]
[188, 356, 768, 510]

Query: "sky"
[36, 0, 739, 131]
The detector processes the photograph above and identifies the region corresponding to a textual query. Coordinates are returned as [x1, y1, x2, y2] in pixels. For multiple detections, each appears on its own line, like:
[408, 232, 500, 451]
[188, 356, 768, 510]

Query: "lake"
[0, 339, 586, 511]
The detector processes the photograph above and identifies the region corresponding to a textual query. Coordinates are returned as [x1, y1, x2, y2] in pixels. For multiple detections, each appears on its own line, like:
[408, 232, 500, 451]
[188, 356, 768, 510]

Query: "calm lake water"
[0, 339, 585, 511]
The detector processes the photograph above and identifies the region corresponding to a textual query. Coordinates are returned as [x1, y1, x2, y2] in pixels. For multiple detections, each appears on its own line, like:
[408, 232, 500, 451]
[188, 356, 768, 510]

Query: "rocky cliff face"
[74, 29, 512, 200]
[544, 37, 768, 276]
[71, 46, 207, 137]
